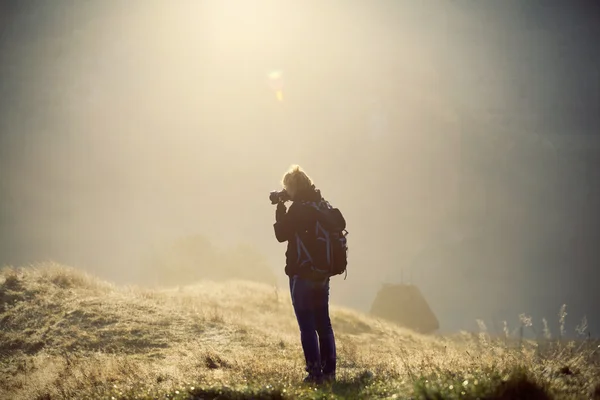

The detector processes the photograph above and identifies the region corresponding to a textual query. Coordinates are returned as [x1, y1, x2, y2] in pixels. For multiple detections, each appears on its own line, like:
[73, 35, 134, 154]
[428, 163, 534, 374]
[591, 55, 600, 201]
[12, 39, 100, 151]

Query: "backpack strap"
[295, 232, 313, 267]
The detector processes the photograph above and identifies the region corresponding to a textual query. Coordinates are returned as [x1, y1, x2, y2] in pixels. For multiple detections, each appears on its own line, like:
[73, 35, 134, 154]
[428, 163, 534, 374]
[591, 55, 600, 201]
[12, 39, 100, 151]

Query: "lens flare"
[268, 70, 284, 102]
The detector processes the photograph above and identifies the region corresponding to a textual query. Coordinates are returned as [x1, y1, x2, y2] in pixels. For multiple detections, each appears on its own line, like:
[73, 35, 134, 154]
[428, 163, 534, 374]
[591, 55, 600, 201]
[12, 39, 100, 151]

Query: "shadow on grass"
[128, 369, 557, 400]
[416, 369, 553, 400]
[186, 371, 374, 400]
[188, 387, 284, 400]
[327, 370, 375, 397]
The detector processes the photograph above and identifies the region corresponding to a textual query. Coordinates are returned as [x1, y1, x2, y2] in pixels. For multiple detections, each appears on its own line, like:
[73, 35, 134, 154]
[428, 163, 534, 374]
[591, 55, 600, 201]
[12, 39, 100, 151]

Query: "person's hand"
[276, 201, 287, 222]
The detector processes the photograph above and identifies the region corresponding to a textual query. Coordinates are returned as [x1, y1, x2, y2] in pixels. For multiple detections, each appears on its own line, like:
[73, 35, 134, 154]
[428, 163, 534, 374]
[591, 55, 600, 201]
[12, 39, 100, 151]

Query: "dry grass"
[1, 263, 599, 399]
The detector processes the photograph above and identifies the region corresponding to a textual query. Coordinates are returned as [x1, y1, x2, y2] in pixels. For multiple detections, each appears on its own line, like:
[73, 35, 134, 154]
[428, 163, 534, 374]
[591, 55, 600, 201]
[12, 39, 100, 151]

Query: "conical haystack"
[369, 283, 439, 334]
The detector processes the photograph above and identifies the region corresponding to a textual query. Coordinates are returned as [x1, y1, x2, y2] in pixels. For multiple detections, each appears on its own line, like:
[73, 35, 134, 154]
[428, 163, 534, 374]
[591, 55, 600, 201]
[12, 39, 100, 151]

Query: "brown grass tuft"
[592, 381, 600, 400]
[486, 370, 551, 400]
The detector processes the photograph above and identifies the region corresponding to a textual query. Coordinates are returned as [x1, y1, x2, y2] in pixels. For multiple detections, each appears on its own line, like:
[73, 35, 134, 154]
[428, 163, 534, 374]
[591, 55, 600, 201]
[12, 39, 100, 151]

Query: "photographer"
[272, 165, 338, 384]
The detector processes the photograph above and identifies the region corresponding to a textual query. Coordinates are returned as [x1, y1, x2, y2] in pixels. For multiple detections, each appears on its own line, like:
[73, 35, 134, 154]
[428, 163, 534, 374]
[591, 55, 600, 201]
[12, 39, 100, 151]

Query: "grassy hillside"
[0, 263, 599, 399]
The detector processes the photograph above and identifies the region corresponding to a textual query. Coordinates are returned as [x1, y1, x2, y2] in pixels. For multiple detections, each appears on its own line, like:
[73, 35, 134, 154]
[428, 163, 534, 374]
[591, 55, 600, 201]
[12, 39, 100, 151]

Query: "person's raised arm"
[273, 202, 299, 242]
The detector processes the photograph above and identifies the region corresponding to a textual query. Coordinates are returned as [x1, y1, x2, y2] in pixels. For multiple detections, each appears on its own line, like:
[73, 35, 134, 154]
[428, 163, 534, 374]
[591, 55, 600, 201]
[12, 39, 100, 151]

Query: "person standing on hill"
[270, 165, 348, 384]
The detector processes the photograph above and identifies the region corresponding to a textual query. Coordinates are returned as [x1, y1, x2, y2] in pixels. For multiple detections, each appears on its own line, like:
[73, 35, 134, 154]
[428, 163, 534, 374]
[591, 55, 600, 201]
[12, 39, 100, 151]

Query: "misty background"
[1, 0, 599, 336]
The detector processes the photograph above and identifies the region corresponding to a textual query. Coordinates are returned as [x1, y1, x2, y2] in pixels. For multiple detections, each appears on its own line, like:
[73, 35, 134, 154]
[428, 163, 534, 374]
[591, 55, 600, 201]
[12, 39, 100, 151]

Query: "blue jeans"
[289, 275, 336, 377]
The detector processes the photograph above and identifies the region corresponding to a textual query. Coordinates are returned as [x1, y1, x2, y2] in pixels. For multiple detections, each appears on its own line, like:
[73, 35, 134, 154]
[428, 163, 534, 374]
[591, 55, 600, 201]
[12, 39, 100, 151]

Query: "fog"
[1, 1, 599, 335]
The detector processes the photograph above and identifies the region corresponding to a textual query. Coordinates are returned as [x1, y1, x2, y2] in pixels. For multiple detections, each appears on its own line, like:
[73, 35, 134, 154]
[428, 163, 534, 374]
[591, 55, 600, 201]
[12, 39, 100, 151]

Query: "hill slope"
[1, 263, 599, 399]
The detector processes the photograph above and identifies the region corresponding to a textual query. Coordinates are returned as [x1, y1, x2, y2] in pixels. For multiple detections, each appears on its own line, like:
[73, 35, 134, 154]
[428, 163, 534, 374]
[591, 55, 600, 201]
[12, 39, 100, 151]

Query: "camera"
[269, 189, 290, 205]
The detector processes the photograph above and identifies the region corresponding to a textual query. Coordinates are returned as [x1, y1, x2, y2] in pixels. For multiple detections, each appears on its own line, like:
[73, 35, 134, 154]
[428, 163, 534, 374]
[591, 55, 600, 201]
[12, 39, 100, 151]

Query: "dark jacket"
[273, 188, 323, 277]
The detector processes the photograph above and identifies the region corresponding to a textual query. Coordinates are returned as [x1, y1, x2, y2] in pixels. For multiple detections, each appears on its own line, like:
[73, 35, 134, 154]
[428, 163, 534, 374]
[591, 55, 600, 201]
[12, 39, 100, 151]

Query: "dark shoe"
[322, 373, 336, 383]
[303, 374, 324, 385]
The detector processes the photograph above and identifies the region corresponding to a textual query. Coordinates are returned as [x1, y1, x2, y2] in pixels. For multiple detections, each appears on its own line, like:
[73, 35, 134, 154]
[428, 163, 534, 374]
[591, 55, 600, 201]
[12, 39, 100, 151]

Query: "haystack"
[369, 283, 439, 334]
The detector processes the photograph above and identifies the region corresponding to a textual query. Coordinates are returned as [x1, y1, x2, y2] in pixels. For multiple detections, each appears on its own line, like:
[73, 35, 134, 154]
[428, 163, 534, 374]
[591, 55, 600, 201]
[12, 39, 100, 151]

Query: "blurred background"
[1, 0, 599, 335]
